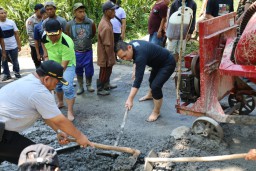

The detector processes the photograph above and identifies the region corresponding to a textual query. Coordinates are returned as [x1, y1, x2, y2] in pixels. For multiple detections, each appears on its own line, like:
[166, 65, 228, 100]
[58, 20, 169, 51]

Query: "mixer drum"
[235, 13, 256, 65]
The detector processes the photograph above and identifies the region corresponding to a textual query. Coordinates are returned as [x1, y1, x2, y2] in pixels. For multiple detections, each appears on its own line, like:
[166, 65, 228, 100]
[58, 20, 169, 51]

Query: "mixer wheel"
[191, 55, 200, 79]
[228, 94, 255, 115]
[192, 116, 223, 142]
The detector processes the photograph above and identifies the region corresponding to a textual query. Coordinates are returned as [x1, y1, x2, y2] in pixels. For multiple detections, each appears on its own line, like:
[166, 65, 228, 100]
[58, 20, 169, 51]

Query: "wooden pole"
[176, 0, 185, 105]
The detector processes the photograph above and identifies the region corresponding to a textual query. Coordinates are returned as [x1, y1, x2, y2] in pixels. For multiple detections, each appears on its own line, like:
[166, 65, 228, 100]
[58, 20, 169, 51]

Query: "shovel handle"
[145, 153, 247, 163]
[67, 137, 140, 158]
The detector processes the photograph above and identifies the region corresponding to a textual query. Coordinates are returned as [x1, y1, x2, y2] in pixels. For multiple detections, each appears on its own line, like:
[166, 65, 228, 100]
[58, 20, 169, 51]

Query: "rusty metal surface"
[176, 12, 256, 124]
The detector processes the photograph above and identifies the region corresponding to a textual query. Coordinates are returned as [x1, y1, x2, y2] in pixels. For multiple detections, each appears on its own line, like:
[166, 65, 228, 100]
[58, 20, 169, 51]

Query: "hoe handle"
[145, 153, 247, 163]
[67, 137, 140, 158]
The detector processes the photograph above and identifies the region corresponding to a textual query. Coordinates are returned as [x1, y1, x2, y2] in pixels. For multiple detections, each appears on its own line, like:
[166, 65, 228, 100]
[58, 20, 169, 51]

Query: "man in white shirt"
[0, 60, 93, 165]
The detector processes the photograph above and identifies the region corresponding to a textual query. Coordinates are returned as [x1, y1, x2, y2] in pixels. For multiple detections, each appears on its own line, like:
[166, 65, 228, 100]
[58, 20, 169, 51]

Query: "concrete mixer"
[175, 4, 256, 142]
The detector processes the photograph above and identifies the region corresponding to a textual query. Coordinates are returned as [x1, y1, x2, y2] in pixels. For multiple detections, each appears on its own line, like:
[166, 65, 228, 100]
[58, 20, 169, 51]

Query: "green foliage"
[0, 0, 240, 47]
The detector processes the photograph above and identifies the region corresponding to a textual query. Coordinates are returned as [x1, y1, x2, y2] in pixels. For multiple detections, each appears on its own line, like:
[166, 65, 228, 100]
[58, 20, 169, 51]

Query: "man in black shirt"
[0, 27, 6, 75]
[205, 0, 234, 19]
[116, 40, 176, 122]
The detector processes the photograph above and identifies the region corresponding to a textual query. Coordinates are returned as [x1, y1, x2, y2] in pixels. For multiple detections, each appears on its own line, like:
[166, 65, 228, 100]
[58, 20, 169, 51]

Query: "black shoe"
[14, 73, 21, 78]
[2, 75, 12, 81]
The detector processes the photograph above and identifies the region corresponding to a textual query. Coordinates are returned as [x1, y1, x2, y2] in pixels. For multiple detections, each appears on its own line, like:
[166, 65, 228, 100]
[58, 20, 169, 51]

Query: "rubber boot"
[86, 77, 95, 92]
[104, 80, 117, 90]
[97, 79, 110, 96]
[76, 76, 84, 95]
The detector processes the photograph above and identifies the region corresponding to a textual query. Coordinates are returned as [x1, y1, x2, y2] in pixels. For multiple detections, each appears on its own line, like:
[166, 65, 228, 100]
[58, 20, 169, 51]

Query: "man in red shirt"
[148, 0, 170, 47]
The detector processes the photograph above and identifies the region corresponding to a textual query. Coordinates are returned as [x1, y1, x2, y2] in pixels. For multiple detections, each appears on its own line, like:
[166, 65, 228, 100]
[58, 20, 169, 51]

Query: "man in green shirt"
[42, 19, 76, 121]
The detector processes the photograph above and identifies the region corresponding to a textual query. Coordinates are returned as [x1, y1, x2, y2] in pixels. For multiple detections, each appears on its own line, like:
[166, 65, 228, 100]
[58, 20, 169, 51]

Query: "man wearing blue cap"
[0, 60, 93, 165]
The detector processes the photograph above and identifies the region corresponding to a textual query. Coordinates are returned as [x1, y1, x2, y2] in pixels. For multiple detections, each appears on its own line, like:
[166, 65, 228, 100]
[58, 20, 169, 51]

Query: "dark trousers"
[149, 55, 176, 99]
[2, 48, 20, 76]
[0, 130, 35, 164]
[99, 66, 113, 83]
[30, 45, 41, 68]
[114, 33, 121, 60]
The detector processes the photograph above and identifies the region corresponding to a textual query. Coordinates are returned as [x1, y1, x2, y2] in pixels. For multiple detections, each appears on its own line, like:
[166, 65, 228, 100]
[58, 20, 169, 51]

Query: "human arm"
[14, 31, 21, 52]
[157, 17, 166, 38]
[65, 22, 71, 37]
[25, 18, 34, 40]
[45, 114, 93, 147]
[0, 38, 6, 61]
[187, 3, 197, 41]
[121, 18, 126, 40]
[34, 40, 41, 61]
[245, 149, 256, 160]
[132, 63, 136, 80]
[41, 42, 48, 60]
[200, 0, 208, 16]
[92, 22, 97, 38]
[125, 87, 139, 110]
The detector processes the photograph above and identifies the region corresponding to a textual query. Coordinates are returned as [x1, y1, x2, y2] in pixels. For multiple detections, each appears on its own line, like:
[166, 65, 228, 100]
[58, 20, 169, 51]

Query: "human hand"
[18, 46, 21, 52]
[245, 149, 256, 160]
[56, 130, 69, 145]
[125, 98, 133, 110]
[76, 134, 94, 148]
[157, 31, 163, 38]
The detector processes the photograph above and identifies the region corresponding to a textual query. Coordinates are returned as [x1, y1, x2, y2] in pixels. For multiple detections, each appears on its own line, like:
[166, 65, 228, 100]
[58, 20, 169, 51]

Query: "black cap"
[40, 7, 46, 15]
[18, 144, 59, 168]
[34, 4, 44, 10]
[102, 1, 117, 12]
[45, 19, 61, 36]
[37, 60, 68, 85]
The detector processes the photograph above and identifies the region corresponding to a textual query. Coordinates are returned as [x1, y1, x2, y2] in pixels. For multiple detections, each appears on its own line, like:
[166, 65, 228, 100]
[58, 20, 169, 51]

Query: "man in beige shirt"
[97, 1, 117, 96]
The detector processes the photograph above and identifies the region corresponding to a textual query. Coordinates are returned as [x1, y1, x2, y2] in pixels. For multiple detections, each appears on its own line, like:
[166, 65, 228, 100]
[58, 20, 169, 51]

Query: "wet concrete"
[1, 57, 256, 170]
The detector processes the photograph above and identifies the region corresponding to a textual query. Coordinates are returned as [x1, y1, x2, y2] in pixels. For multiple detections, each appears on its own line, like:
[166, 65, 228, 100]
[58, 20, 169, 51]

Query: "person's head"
[45, 19, 62, 43]
[116, 41, 133, 61]
[102, 1, 117, 19]
[18, 144, 60, 171]
[0, 8, 7, 22]
[44, 1, 57, 18]
[73, 3, 86, 21]
[34, 4, 44, 18]
[36, 60, 68, 90]
[40, 7, 48, 20]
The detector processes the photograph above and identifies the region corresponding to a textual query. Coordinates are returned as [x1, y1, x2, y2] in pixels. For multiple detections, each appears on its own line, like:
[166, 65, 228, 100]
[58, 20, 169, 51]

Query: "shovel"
[144, 150, 248, 171]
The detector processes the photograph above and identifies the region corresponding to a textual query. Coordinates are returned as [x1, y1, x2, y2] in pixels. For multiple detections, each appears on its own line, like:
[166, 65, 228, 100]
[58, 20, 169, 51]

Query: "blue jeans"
[149, 32, 164, 47]
[2, 48, 20, 76]
[55, 65, 76, 99]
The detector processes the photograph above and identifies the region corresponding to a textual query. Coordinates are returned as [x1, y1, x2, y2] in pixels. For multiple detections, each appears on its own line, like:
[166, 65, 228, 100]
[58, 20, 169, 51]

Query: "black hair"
[36, 68, 47, 77]
[110, 0, 117, 3]
[115, 40, 129, 53]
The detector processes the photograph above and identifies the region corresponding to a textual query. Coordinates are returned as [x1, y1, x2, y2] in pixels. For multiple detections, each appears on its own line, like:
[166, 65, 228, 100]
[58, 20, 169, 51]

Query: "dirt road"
[1, 57, 256, 170]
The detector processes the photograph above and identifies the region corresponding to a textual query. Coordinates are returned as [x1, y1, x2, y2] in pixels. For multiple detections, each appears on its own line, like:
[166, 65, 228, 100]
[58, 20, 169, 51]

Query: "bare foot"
[67, 111, 74, 121]
[57, 102, 65, 109]
[146, 112, 160, 122]
[139, 95, 153, 102]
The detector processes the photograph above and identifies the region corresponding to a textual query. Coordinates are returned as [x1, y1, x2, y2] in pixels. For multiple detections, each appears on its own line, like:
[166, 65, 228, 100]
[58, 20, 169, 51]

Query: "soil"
[1, 55, 256, 171]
